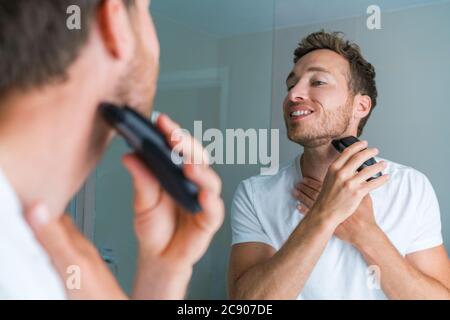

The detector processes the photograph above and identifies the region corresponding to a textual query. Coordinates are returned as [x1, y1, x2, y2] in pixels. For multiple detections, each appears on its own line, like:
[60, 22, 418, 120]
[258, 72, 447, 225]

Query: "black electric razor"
[331, 136, 382, 182]
[100, 103, 201, 213]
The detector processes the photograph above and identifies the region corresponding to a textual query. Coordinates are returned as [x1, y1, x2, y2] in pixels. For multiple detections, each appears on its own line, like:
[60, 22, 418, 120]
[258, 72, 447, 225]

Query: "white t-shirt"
[231, 155, 443, 299]
[0, 168, 66, 299]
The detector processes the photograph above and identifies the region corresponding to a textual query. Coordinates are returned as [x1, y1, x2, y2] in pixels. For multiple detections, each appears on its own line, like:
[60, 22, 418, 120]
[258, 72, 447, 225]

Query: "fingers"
[352, 161, 387, 183]
[25, 204, 82, 274]
[157, 114, 209, 166]
[332, 140, 368, 170]
[343, 147, 379, 175]
[184, 164, 222, 195]
[156, 113, 180, 143]
[361, 173, 390, 194]
[294, 189, 314, 208]
[293, 186, 315, 208]
[295, 181, 320, 201]
[297, 202, 310, 214]
[122, 153, 162, 214]
[301, 177, 322, 192]
[197, 190, 225, 233]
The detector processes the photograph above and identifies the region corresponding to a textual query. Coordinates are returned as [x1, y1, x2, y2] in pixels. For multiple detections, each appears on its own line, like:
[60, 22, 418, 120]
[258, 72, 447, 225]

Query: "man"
[0, 0, 223, 299]
[228, 31, 450, 299]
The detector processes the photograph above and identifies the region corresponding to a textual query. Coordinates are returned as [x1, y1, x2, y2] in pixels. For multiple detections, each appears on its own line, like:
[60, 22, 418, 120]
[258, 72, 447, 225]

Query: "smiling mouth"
[289, 110, 314, 120]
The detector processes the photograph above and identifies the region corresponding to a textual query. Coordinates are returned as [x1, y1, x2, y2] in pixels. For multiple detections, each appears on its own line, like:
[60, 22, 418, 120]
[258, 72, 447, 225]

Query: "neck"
[300, 143, 338, 181]
[300, 131, 361, 181]
[0, 80, 110, 217]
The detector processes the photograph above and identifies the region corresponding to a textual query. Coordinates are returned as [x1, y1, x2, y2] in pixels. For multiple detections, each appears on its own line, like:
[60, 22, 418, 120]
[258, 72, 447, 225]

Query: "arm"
[356, 228, 450, 300]
[228, 211, 337, 299]
[229, 141, 389, 299]
[132, 255, 193, 300]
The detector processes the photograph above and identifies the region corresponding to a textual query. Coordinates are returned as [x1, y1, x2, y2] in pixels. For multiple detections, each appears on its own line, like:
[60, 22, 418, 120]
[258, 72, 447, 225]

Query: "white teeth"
[291, 110, 312, 117]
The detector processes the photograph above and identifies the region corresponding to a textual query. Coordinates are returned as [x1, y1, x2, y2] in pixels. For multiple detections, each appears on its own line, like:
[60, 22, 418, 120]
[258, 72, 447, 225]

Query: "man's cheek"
[142, 13, 159, 58]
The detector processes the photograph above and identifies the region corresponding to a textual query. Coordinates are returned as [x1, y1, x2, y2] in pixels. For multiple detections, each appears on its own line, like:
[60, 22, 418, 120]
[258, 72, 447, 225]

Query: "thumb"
[26, 204, 128, 300]
[25, 203, 76, 274]
[26, 202, 51, 232]
[122, 153, 163, 213]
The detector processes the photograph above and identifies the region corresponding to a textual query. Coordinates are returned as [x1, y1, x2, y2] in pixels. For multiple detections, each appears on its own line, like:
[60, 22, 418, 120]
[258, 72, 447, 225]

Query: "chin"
[288, 131, 332, 148]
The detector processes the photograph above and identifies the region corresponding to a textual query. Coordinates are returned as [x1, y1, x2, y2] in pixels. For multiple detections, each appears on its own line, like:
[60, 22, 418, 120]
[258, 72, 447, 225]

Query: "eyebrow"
[306, 66, 331, 74]
[286, 72, 295, 84]
[286, 66, 332, 84]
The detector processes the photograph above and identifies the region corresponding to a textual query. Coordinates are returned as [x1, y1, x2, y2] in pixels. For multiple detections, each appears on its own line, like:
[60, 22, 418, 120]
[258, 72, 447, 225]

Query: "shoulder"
[382, 158, 433, 190]
[379, 158, 438, 211]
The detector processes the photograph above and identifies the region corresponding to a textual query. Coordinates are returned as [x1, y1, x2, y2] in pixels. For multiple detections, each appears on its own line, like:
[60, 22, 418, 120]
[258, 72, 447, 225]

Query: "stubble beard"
[286, 99, 353, 148]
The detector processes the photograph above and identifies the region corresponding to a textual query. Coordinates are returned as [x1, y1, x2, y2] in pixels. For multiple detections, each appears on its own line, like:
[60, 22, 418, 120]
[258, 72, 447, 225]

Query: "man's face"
[283, 49, 355, 148]
[87, 0, 160, 176]
[58, 1, 159, 207]
[116, 0, 160, 116]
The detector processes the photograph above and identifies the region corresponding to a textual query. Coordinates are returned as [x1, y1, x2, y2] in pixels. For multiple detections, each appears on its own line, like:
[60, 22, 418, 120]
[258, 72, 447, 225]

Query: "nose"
[287, 81, 308, 104]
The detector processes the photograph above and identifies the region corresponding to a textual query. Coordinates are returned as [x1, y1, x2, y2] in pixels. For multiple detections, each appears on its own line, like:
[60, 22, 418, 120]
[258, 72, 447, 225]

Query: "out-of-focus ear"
[96, 0, 135, 61]
[354, 94, 372, 120]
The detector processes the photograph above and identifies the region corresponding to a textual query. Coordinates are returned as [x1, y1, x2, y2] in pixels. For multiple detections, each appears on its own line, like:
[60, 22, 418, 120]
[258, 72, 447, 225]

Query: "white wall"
[154, 14, 220, 73]
[206, 31, 274, 298]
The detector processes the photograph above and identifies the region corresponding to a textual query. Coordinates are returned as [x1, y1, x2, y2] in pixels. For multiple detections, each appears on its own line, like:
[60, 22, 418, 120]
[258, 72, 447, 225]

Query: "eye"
[287, 85, 294, 91]
[312, 80, 326, 87]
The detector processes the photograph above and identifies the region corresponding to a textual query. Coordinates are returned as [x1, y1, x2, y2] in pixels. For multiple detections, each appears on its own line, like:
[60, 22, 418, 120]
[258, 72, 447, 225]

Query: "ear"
[96, 0, 135, 61]
[353, 94, 372, 121]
